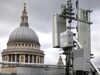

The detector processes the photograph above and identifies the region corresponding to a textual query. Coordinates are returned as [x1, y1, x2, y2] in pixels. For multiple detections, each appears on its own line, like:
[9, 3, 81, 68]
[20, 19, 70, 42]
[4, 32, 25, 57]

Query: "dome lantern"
[20, 3, 29, 27]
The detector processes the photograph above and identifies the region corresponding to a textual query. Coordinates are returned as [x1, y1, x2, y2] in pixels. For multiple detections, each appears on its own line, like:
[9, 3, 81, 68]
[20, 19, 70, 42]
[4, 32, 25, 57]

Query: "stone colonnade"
[2, 54, 44, 63]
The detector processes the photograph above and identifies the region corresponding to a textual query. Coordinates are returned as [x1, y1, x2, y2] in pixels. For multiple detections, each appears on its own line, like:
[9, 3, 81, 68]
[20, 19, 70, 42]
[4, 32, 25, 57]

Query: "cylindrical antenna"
[76, 0, 79, 32]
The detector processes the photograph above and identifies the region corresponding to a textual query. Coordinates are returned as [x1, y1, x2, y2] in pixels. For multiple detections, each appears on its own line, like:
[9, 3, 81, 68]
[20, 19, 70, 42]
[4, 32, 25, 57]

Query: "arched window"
[19, 44, 20, 46]
[25, 44, 27, 46]
[22, 44, 24, 46]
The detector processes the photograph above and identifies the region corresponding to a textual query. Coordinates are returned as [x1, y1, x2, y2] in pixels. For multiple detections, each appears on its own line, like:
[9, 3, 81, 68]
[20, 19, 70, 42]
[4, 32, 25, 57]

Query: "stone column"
[7, 55, 9, 62]
[23, 55, 25, 63]
[12, 55, 15, 62]
[28, 55, 30, 63]
[40, 56, 41, 63]
[11, 55, 12, 62]
[15, 55, 17, 62]
[38, 56, 40, 63]
[36, 56, 38, 63]
[9, 55, 11, 62]
[42, 56, 44, 63]
[6, 55, 8, 61]
[4, 56, 6, 61]
[32, 55, 34, 63]
[19, 55, 25, 63]
[5, 56, 7, 61]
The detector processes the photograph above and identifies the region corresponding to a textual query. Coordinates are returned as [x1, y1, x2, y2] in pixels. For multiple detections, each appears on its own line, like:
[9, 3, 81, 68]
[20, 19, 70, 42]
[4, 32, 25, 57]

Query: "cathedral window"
[25, 54, 28, 63]
[25, 44, 27, 46]
[9, 55, 11, 62]
[38, 56, 39, 63]
[22, 44, 24, 46]
[35, 45, 36, 47]
[5, 56, 7, 61]
[15, 44, 17, 46]
[30, 55, 32, 63]
[3, 56, 5, 61]
[19, 44, 20, 46]
[34, 55, 36, 63]
[17, 55, 19, 62]
[12, 55, 15, 62]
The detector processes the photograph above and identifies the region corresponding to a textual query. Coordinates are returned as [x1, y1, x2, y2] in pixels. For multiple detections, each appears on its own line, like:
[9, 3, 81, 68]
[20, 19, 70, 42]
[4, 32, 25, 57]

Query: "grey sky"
[0, 0, 100, 66]
[0, 0, 99, 35]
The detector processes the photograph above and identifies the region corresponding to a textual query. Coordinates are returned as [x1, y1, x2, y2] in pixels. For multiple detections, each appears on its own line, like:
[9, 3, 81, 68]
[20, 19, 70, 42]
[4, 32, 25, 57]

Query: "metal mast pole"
[65, 1, 73, 75]
[60, 0, 74, 75]
[66, 0, 73, 75]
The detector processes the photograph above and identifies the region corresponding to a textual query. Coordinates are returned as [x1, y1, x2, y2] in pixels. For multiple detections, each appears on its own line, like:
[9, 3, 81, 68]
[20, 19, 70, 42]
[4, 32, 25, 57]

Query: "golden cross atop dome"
[20, 3, 29, 26]
[24, 3, 26, 10]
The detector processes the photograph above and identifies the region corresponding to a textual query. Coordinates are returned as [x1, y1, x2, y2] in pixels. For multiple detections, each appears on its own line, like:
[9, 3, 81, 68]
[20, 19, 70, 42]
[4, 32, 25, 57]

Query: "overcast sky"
[0, 0, 100, 67]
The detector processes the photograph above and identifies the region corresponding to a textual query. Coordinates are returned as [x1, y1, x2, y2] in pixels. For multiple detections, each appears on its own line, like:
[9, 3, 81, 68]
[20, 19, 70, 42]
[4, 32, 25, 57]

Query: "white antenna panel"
[52, 14, 66, 48]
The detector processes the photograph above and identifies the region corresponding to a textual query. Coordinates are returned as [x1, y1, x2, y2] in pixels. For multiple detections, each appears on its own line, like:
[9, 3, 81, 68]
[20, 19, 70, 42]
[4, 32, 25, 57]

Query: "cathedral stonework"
[2, 4, 44, 66]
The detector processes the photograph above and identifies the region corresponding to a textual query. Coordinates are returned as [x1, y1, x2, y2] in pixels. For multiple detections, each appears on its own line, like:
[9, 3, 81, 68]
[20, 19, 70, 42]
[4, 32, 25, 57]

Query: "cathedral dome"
[2, 4, 44, 65]
[7, 4, 40, 45]
[8, 26, 40, 45]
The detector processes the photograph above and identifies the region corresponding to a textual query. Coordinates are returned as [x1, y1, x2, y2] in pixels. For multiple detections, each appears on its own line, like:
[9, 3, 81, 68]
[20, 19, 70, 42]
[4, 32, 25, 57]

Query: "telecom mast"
[52, 0, 100, 75]
[60, 0, 74, 75]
